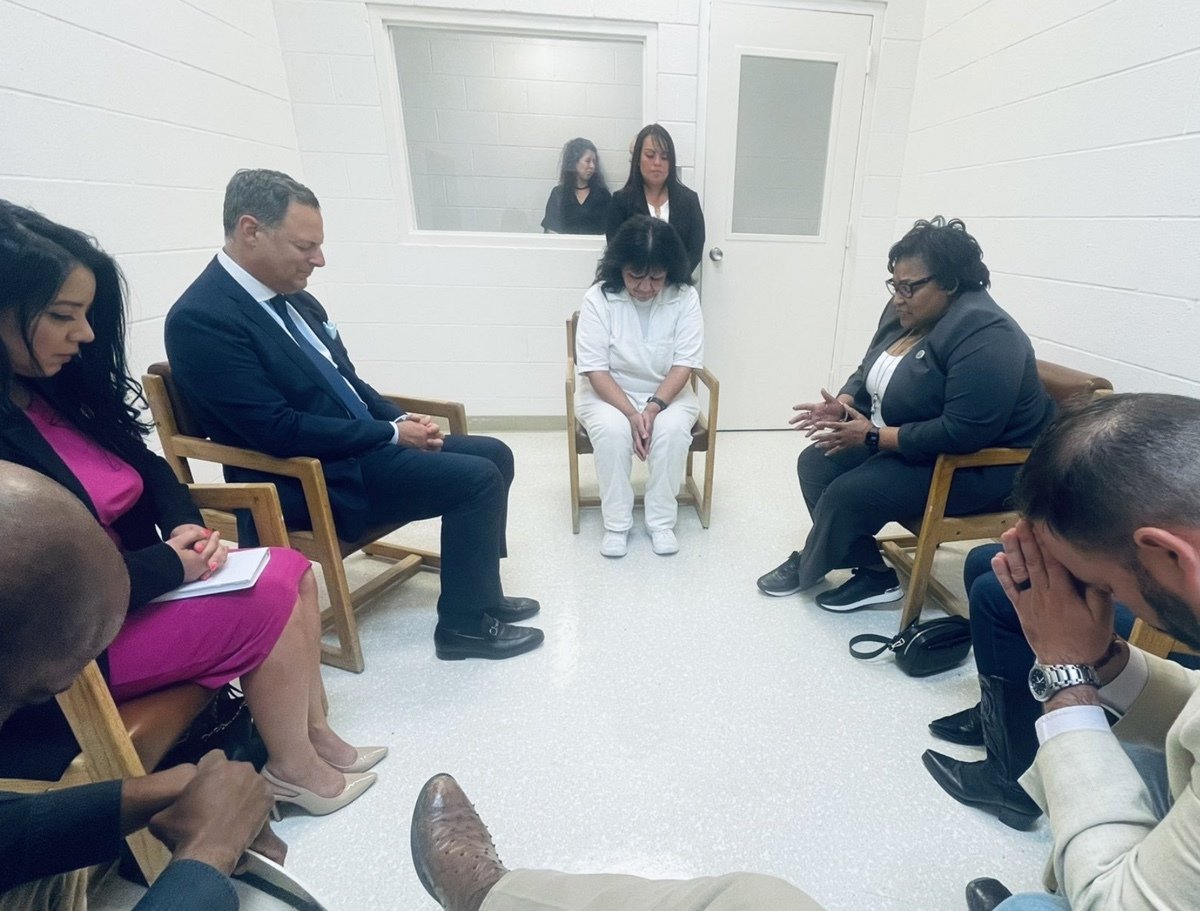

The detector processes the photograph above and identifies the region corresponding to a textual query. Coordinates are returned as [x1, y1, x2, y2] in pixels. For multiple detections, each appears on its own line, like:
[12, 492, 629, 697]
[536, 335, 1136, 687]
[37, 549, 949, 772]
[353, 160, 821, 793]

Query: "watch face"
[1028, 666, 1051, 702]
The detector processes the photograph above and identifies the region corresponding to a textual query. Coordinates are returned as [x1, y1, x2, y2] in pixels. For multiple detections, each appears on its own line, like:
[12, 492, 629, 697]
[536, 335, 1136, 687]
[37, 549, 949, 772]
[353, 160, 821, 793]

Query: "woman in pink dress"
[0, 202, 383, 817]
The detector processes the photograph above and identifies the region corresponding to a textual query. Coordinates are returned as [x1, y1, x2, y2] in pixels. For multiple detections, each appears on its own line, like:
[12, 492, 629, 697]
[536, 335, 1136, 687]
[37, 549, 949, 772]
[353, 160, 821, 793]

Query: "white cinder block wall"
[893, 0, 1200, 396]
[0, 0, 302, 383]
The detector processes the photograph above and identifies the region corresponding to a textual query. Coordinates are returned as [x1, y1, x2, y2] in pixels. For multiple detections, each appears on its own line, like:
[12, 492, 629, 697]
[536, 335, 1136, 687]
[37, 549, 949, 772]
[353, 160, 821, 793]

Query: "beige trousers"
[480, 869, 826, 911]
[0, 870, 89, 911]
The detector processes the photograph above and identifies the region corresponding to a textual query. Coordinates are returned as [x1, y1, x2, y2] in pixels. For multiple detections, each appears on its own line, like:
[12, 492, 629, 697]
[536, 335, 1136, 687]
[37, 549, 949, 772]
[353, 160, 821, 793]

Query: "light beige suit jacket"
[1021, 652, 1200, 910]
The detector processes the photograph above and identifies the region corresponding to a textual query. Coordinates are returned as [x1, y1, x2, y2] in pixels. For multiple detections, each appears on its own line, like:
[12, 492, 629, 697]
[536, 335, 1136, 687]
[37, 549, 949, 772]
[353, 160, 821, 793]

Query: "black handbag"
[158, 683, 268, 770]
[849, 616, 972, 677]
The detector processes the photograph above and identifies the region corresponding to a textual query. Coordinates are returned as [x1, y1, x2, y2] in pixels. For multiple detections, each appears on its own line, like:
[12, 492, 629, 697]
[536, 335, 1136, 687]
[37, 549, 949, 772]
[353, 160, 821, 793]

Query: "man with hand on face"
[0, 462, 280, 911]
[968, 393, 1200, 911]
[165, 169, 542, 661]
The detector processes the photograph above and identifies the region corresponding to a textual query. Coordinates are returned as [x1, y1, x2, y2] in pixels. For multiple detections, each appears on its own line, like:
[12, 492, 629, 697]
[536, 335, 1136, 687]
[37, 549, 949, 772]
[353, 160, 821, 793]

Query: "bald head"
[0, 462, 129, 724]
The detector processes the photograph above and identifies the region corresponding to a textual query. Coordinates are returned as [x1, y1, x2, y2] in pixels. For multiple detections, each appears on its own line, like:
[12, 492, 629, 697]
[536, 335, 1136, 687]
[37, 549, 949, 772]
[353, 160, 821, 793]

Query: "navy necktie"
[268, 296, 372, 421]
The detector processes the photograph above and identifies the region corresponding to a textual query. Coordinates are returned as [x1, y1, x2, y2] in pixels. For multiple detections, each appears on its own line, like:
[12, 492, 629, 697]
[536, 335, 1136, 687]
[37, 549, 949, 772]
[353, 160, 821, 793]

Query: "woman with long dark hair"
[541, 137, 610, 235]
[0, 202, 382, 817]
[574, 215, 703, 557]
[605, 124, 705, 273]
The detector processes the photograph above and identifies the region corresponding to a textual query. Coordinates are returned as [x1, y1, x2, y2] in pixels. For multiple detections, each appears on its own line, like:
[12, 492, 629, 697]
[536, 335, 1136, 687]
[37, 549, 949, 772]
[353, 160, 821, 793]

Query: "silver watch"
[1027, 663, 1100, 703]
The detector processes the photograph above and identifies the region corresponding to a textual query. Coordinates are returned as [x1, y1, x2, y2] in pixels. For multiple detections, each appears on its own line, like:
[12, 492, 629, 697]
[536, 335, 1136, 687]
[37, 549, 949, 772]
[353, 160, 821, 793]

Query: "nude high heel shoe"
[328, 746, 388, 773]
[263, 768, 377, 819]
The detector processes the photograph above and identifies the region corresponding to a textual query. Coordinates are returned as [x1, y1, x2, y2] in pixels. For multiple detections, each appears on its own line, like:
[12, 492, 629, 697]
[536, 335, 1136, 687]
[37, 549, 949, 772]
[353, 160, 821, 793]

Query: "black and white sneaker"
[757, 551, 804, 596]
[816, 567, 903, 612]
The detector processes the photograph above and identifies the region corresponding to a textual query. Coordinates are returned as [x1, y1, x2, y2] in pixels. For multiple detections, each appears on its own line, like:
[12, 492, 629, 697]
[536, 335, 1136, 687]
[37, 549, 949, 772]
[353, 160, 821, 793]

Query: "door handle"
[709, 247, 724, 262]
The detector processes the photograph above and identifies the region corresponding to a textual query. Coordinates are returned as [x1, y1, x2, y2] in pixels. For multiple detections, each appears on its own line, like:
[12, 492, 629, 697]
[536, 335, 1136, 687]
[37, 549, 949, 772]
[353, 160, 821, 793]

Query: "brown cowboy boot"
[411, 773, 508, 911]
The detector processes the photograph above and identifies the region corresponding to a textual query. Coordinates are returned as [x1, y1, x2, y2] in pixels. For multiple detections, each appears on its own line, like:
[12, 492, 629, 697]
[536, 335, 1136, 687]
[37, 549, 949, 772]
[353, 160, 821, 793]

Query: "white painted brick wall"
[0, 0, 301, 402]
[895, 0, 1200, 396]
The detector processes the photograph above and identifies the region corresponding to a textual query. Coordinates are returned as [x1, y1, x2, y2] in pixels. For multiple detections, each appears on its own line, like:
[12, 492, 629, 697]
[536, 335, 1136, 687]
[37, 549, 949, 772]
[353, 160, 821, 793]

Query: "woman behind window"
[0, 202, 384, 818]
[605, 124, 705, 274]
[541, 137, 610, 235]
[574, 216, 703, 558]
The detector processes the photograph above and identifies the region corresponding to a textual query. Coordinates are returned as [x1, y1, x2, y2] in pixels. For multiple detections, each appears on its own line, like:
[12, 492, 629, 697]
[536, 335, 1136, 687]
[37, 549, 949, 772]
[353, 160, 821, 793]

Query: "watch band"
[1027, 663, 1100, 703]
[864, 429, 880, 453]
[647, 395, 668, 410]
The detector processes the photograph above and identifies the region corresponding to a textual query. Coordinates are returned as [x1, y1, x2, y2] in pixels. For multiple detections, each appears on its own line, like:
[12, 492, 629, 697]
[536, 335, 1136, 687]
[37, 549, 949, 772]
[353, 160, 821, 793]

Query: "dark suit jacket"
[165, 258, 404, 541]
[839, 290, 1054, 463]
[0, 409, 196, 608]
[605, 183, 706, 273]
[1, 783, 236, 909]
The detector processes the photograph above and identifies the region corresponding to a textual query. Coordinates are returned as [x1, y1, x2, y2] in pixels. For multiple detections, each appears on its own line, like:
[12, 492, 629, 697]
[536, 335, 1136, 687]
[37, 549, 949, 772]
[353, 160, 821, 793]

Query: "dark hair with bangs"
[557, 138, 607, 193]
[594, 215, 692, 294]
[0, 202, 151, 461]
[887, 216, 990, 297]
[1013, 393, 1200, 558]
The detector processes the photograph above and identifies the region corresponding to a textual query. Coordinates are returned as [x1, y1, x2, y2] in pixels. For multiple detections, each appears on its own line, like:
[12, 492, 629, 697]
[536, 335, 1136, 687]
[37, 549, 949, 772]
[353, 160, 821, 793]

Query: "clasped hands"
[628, 402, 661, 461]
[790, 388, 872, 457]
[167, 524, 228, 583]
[395, 413, 444, 451]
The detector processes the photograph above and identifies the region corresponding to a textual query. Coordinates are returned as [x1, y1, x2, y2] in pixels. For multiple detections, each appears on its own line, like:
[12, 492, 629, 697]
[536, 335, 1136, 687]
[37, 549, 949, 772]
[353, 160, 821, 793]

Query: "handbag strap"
[848, 632, 902, 660]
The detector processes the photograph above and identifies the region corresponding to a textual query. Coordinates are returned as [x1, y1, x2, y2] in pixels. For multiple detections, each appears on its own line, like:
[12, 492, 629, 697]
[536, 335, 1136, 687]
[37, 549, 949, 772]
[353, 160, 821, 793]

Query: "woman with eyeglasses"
[756, 217, 1054, 610]
[574, 216, 703, 558]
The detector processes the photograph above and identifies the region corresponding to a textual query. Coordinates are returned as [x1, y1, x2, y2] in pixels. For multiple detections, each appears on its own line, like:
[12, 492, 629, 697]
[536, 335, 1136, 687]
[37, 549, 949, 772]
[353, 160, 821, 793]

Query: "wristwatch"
[647, 395, 668, 410]
[1027, 663, 1100, 703]
[864, 429, 880, 453]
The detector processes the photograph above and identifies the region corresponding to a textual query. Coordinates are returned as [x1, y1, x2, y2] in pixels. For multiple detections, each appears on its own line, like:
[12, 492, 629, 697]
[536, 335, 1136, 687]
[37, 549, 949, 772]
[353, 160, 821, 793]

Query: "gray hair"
[222, 169, 320, 236]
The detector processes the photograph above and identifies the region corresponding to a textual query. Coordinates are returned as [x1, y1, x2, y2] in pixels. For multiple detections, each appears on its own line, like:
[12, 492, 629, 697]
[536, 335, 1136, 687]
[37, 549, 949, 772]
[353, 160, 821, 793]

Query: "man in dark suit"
[0, 462, 277, 911]
[164, 169, 542, 661]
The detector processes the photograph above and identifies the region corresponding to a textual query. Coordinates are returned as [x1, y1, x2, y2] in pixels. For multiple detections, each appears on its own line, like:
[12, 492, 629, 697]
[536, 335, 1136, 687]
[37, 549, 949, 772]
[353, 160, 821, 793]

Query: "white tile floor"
[96, 430, 1052, 911]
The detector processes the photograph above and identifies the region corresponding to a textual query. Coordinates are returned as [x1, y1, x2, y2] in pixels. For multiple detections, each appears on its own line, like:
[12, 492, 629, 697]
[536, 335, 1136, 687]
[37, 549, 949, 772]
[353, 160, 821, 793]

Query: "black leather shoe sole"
[435, 622, 544, 661]
[929, 704, 984, 746]
[921, 750, 1040, 831]
[490, 596, 540, 623]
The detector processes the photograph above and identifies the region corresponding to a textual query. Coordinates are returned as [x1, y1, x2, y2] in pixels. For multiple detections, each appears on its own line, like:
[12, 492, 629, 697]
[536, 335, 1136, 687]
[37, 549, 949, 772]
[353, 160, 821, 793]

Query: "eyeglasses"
[885, 276, 935, 299]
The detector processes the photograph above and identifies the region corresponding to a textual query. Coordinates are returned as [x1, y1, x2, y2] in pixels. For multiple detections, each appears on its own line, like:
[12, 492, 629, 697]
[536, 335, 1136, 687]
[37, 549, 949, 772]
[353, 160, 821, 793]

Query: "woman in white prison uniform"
[574, 215, 703, 558]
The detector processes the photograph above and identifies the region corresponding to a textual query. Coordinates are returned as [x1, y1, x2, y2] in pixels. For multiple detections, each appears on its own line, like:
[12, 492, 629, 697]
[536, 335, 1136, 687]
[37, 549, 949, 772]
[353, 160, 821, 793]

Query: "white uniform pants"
[575, 385, 699, 533]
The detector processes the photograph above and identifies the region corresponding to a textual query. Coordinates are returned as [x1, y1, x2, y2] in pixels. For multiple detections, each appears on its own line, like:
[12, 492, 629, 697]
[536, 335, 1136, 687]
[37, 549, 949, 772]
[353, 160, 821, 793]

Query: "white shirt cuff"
[1036, 704, 1111, 744]
[1099, 644, 1149, 716]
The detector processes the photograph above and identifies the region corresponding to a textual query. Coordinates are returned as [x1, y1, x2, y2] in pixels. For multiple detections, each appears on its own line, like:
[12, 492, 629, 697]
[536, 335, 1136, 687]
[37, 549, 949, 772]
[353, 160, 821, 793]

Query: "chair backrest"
[1036, 360, 1113, 407]
[567, 311, 580, 363]
[147, 361, 207, 437]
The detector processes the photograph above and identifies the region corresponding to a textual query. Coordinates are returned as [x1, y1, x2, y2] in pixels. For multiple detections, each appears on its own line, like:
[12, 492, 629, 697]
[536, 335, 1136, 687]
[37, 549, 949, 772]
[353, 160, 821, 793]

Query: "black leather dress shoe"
[435, 615, 544, 661]
[930, 702, 984, 746]
[965, 877, 1012, 911]
[489, 596, 540, 623]
[922, 750, 1041, 831]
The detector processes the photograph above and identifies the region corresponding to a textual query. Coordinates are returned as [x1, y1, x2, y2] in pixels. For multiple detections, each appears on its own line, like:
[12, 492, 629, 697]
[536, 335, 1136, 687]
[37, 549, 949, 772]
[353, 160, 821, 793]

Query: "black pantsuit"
[789, 289, 1055, 589]
[794, 446, 1020, 590]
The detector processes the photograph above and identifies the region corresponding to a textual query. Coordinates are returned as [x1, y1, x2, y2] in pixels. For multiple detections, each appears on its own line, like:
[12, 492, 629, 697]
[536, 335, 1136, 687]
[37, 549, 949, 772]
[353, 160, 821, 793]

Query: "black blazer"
[0, 410, 197, 608]
[839, 289, 1055, 463]
[165, 258, 405, 541]
[541, 184, 610, 235]
[605, 183, 706, 273]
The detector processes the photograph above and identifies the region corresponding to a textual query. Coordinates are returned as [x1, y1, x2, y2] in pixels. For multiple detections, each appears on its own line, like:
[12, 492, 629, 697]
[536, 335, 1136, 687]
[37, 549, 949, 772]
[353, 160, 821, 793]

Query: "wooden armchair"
[143, 362, 468, 673]
[0, 482, 288, 885]
[565, 311, 719, 532]
[881, 361, 1113, 630]
[1129, 618, 1200, 660]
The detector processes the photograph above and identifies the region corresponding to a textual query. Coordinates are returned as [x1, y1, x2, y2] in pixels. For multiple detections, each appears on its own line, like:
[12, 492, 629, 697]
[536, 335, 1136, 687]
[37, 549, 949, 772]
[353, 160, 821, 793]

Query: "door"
[701, 2, 872, 428]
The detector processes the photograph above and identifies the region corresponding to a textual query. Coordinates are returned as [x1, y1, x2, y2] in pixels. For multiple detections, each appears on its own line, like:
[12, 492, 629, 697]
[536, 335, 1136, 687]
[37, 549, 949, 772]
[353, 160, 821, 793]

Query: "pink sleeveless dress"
[25, 397, 309, 702]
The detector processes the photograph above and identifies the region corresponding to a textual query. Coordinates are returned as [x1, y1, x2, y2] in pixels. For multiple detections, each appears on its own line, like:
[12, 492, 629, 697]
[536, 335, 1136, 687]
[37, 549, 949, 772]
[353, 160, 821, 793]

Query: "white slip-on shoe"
[600, 530, 628, 557]
[650, 529, 679, 555]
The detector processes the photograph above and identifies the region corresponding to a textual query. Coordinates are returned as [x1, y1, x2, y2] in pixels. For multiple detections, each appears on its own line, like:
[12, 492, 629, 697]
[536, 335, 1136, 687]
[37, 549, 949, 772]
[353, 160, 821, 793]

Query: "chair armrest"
[693, 365, 719, 395]
[936, 447, 1030, 471]
[382, 395, 468, 436]
[566, 357, 577, 397]
[187, 483, 290, 548]
[171, 435, 323, 480]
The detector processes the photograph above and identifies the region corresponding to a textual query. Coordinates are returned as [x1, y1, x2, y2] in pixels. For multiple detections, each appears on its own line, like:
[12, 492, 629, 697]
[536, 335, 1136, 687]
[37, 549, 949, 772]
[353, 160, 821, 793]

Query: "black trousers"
[793, 443, 1020, 590]
[252, 434, 515, 630]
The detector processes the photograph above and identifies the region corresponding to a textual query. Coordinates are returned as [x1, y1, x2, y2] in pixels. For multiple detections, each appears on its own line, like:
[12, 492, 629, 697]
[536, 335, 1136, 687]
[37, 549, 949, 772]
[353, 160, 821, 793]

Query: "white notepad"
[149, 547, 271, 603]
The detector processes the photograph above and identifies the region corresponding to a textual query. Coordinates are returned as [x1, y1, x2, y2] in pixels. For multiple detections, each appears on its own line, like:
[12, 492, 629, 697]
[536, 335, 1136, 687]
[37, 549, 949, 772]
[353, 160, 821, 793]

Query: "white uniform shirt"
[575, 282, 704, 398]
